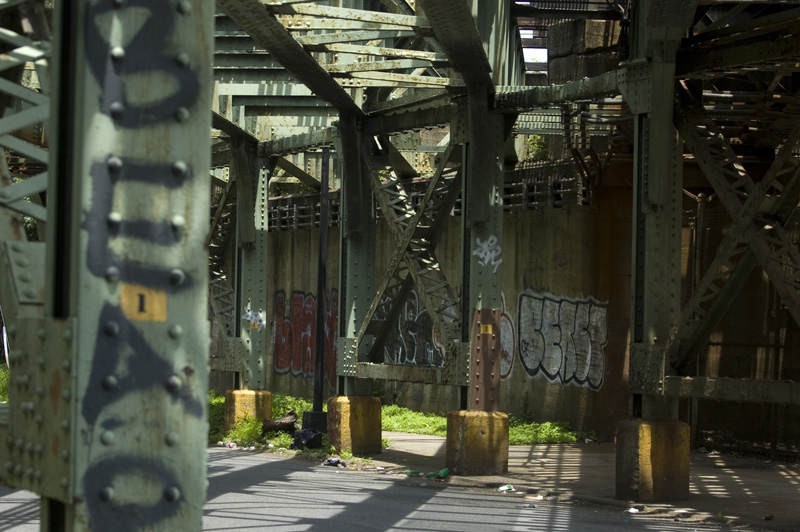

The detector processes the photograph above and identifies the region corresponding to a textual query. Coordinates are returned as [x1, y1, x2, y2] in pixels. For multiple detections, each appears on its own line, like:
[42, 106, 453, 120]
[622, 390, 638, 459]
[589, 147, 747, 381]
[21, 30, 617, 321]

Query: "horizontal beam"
[275, 157, 320, 189]
[356, 362, 467, 385]
[664, 376, 800, 405]
[362, 103, 453, 136]
[271, 3, 430, 29]
[494, 70, 620, 112]
[261, 127, 338, 156]
[418, 0, 492, 86]
[217, 0, 364, 117]
[212, 110, 259, 143]
[512, 5, 620, 20]
[677, 31, 800, 77]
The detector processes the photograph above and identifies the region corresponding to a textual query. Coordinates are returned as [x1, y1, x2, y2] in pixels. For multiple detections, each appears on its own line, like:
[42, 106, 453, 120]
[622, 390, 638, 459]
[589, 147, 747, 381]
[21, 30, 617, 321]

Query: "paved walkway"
[360, 431, 800, 532]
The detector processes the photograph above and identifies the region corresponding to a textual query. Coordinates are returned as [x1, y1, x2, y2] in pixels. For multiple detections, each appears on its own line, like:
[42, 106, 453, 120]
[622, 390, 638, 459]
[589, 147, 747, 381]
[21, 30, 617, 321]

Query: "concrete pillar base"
[327, 396, 381, 455]
[616, 419, 690, 502]
[446, 410, 509, 476]
[224, 390, 272, 431]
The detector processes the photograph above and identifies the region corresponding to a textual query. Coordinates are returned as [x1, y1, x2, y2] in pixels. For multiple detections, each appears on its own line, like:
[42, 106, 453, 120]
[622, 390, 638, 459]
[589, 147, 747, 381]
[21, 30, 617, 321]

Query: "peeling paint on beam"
[418, 0, 492, 86]
[494, 71, 620, 112]
[677, 31, 800, 77]
[269, 3, 431, 29]
[212, 110, 259, 143]
[218, 0, 364, 117]
[262, 127, 338, 156]
[664, 376, 800, 405]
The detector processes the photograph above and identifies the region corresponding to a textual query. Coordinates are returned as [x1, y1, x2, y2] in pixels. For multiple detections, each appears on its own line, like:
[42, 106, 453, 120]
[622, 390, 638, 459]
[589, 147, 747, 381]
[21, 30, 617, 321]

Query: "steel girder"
[356, 138, 463, 385]
[417, 0, 492, 86]
[1, 1, 215, 530]
[217, 0, 364, 117]
[674, 88, 800, 362]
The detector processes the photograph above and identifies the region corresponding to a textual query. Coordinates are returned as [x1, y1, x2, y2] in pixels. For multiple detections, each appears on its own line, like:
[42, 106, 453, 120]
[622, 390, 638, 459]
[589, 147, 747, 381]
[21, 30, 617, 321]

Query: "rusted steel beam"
[417, 0, 491, 86]
[217, 0, 364, 118]
[664, 377, 800, 405]
[494, 70, 620, 112]
[212, 110, 258, 144]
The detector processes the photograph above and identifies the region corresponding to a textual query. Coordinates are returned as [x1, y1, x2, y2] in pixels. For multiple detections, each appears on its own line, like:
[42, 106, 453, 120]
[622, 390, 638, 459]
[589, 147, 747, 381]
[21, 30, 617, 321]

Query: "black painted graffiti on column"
[517, 291, 608, 391]
[80, 1, 202, 530]
[85, 0, 199, 128]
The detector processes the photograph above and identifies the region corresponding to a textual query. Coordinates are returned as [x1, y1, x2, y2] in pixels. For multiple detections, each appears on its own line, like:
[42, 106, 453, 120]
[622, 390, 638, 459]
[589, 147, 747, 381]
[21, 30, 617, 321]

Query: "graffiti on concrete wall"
[273, 290, 338, 386]
[517, 291, 608, 391]
[498, 295, 516, 380]
[383, 290, 445, 367]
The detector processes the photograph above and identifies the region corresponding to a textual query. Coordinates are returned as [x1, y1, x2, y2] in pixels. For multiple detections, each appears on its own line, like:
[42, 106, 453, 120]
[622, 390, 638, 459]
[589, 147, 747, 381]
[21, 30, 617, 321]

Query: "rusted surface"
[469, 308, 502, 411]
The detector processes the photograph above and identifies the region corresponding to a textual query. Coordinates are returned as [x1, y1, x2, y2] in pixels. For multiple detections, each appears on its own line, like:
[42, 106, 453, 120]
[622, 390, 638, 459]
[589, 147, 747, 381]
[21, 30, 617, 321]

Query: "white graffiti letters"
[242, 307, 266, 332]
[473, 235, 503, 273]
[517, 292, 607, 390]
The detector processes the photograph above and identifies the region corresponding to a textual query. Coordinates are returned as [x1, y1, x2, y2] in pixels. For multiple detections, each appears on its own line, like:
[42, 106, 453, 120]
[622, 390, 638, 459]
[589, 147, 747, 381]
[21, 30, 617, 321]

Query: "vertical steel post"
[234, 139, 269, 391]
[304, 148, 329, 431]
[40, 1, 214, 529]
[463, 84, 505, 411]
[337, 114, 375, 396]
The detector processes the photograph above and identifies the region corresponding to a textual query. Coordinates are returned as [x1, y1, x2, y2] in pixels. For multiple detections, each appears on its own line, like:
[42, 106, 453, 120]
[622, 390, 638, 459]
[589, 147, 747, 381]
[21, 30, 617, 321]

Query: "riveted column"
[330, 113, 380, 454]
[615, 0, 695, 502]
[40, 1, 214, 529]
[336, 112, 375, 395]
[446, 83, 508, 475]
[234, 139, 271, 393]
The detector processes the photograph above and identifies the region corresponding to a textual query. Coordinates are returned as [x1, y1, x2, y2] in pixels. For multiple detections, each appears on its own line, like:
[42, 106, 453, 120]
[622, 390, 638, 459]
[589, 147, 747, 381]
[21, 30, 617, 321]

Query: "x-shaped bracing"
[669, 85, 800, 372]
[356, 135, 461, 368]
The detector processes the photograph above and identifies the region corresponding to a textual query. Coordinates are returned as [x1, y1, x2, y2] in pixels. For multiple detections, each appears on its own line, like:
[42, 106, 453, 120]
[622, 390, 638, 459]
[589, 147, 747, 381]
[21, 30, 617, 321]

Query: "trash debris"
[546, 495, 558, 501]
[406, 470, 420, 477]
[535, 494, 545, 501]
[267, 443, 274, 448]
[376, 466, 385, 470]
[217, 441, 225, 447]
[425, 468, 450, 480]
[764, 515, 774, 521]
[498, 484, 515, 493]
[524, 504, 536, 509]
[290, 428, 323, 450]
[225, 442, 237, 449]
[585, 438, 594, 443]
[324, 458, 344, 467]
[625, 508, 639, 514]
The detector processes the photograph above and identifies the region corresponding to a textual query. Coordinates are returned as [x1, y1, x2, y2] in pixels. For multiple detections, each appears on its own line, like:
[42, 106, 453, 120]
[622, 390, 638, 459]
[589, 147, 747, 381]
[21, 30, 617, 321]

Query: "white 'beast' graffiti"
[518, 292, 608, 391]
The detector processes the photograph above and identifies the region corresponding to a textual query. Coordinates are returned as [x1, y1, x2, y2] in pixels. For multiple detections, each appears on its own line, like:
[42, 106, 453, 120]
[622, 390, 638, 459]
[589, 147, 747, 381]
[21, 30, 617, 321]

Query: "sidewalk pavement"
[362, 431, 800, 532]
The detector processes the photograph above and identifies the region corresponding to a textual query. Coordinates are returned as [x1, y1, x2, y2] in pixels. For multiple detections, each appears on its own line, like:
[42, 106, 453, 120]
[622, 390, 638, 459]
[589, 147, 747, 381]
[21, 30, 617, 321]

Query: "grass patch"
[208, 390, 226, 444]
[208, 394, 592, 451]
[381, 404, 447, 436]
[0, 363, 9, 402]
[508, 416, 596, 445]
[271, 392, 318, 419]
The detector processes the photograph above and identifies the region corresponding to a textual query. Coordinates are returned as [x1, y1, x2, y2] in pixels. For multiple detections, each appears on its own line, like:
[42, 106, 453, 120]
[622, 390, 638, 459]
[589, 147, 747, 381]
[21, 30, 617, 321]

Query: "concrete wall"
[210, 169, 800, 447]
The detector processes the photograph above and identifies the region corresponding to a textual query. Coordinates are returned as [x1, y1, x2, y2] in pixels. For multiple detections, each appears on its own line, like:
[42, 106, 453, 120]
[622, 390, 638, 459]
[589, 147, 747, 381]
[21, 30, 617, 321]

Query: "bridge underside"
[1, 0, 800, 527]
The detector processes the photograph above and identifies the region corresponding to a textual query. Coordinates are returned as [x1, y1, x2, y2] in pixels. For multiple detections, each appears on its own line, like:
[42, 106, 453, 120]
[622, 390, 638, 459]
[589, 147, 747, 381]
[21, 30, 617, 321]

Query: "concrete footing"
[446, 410, 509, 475]
[615, 419, 690, 502]
[327, 396, 382, 455]
[224, 390, 272, 431]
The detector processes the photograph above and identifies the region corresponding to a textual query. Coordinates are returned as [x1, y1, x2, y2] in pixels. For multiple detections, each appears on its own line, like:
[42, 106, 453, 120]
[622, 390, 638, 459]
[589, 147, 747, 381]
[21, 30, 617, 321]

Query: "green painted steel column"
[462, 84, 505, 411]
[337, 113, 375, 395]
[39, 1, 213, 529]
[234, 138, 270, 391]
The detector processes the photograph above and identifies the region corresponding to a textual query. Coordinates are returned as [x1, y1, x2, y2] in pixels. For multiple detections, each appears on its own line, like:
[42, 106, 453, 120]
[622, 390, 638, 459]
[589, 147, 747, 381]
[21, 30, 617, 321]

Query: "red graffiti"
[273, 290, 338, 387]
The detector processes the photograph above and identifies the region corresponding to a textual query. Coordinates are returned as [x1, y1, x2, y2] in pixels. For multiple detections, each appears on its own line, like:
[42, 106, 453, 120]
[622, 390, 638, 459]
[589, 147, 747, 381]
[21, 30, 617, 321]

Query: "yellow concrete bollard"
[224, 390, 272, 431]
[446, 410, 509, 475]
[327, 396, 382, 455]
[616, 418, 690, 502]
